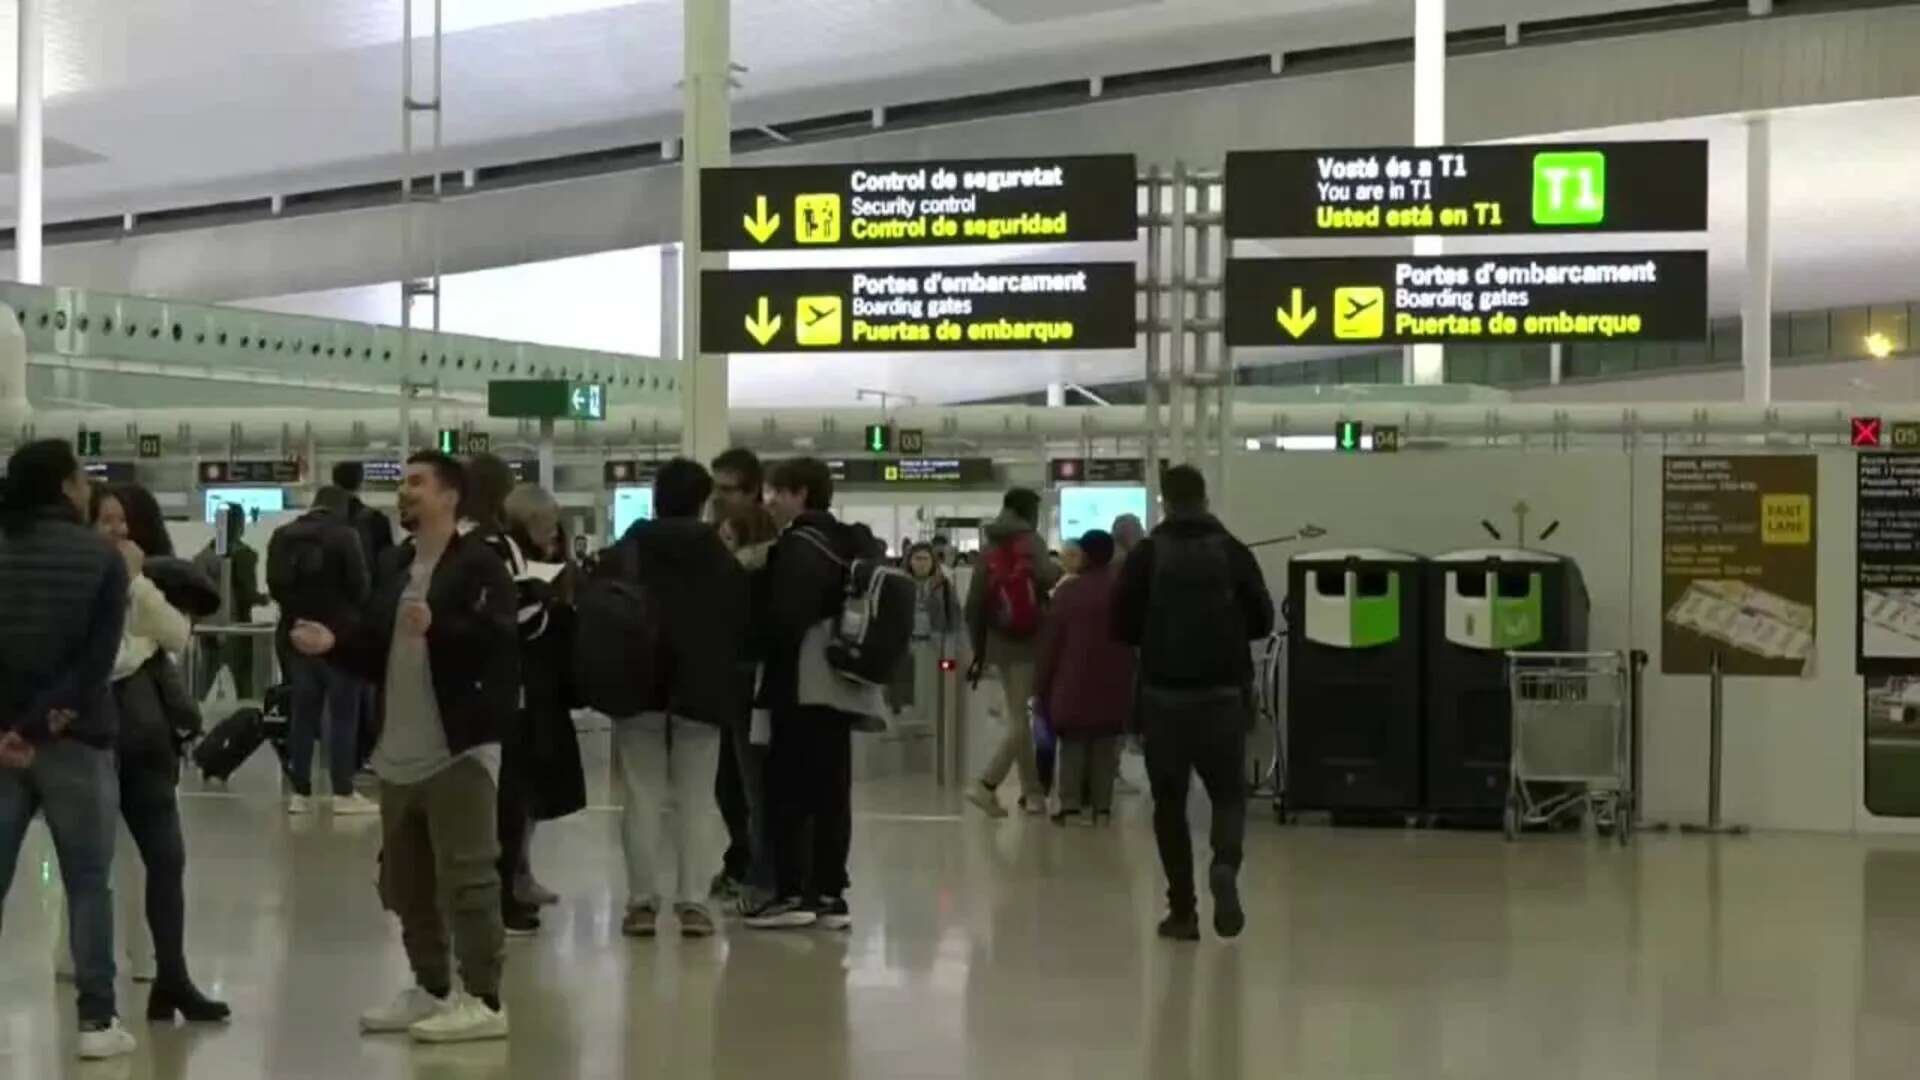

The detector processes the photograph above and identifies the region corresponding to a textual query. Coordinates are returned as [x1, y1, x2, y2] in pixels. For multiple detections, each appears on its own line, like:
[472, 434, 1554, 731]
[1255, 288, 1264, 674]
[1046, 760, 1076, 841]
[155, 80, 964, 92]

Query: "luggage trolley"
[1503, 651, 1633, 843]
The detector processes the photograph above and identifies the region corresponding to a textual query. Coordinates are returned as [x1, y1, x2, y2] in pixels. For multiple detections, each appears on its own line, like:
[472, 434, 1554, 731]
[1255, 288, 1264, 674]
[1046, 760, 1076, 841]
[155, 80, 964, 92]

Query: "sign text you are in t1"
[1225, 141, 1708, 239]
[701, 155, 1138, 252]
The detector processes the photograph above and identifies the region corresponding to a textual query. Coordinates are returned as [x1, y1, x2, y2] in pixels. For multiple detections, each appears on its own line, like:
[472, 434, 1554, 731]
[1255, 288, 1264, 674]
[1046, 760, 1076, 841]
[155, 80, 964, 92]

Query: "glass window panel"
[1339, 353, 1379, 384]
[1871, 305, 1911, 352]
[1833, 307, 1872, 357]
[1710, 318, 1742, 363]
[1447, 347, 1488, 385]
[1772, 315, 1790, 359]
[1567, 343, 1605, 379]
[1789, 311, 1829, 358]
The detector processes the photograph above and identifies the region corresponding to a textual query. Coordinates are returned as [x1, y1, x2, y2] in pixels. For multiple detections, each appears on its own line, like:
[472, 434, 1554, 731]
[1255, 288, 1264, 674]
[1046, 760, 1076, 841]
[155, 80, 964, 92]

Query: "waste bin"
[1284, 549, 1425, 815]
[1424, 549, 1590, 816]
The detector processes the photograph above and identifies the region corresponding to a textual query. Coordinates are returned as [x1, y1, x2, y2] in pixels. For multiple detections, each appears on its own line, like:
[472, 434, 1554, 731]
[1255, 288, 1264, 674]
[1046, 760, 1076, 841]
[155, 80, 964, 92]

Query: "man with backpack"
[335, 461, 396, 569]
[963, 487, 1060, 818]
[741, 457, 874, 932]
[268, 486, 375, 815]
[579, 459, 748, 939]
[1112, 465, 1273, 942]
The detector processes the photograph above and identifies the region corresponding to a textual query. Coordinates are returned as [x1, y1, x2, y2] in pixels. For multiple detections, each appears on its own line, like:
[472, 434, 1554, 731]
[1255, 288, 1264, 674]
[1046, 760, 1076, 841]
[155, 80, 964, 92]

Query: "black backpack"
[266, 519, 333, 621]
[572, 538, 669, 717]
[795, 527, 916, 687]
[1142, 532, 1247, 688]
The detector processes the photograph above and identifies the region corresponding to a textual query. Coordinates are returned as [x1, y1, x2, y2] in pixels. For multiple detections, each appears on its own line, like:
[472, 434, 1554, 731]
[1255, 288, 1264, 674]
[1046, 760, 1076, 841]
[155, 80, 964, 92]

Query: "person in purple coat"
[1035, 530, 1134, 825]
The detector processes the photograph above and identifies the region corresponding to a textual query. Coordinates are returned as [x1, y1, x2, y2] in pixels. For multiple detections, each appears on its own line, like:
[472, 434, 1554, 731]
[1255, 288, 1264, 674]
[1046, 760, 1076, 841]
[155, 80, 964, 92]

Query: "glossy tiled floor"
[6, 735, 1920, 1079]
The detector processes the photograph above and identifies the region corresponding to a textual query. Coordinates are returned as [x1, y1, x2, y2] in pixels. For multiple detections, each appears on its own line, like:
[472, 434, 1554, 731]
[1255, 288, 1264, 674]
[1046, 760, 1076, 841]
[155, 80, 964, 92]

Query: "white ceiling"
[0, 0, 1697, 219]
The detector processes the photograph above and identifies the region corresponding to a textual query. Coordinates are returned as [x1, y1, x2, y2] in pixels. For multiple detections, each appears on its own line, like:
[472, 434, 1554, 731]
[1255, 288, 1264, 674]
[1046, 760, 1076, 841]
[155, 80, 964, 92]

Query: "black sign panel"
[84, 461, 137, 484]
[603, 461, 660, 487]
[818, 458, 995, 485]
[701, 264, 1136, 353]
[1225, 251, 1706, 347]
[701, 155, 1137, 252]
[200, 460, 300, 484]
[1051, 458, 1148, 484]
[1859, 454, 1920, 674]
[1224, 141, 1707, 238]
[137, 434, 163, 459]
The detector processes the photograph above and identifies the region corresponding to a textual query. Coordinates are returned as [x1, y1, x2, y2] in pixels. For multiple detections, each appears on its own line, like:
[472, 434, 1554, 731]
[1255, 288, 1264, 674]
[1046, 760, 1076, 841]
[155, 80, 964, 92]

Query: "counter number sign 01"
[137, 433, 163, 459]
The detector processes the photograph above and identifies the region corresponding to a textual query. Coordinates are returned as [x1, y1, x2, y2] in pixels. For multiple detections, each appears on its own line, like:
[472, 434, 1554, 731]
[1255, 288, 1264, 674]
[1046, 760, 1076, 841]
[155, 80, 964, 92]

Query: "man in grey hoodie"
[963, 487, 1060, 817]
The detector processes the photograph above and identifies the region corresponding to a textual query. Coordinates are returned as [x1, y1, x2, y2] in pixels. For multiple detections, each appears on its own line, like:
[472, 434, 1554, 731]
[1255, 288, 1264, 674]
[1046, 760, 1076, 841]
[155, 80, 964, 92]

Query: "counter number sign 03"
[897, 428, 926, 455]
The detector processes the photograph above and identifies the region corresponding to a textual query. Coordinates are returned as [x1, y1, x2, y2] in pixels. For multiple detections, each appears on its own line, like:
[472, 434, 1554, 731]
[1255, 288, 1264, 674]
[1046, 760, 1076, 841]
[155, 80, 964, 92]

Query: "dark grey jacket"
[0, 509, 129, 745]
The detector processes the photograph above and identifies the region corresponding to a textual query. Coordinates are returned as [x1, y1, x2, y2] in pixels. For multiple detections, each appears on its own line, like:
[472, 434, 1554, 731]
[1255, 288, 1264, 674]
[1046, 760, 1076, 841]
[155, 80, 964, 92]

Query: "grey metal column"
[1168, 162, 1189, 467]
[680, 0, 732, 464]
[1143, 167, 1164, 526]
[1742, 115, 1773, 405]
[399, 0, 445, 455]
[15, 0, 43, 285]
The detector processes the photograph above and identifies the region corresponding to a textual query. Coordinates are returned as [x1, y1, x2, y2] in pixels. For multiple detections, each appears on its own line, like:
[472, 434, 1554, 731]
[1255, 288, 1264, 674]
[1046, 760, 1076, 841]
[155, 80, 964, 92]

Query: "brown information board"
[1661, 455, 1818, 676]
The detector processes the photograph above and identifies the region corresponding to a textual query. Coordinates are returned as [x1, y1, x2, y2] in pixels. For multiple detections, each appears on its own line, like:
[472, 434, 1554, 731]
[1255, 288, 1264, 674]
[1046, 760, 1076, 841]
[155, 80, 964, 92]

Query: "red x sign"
[1854, 416, 1884, 448]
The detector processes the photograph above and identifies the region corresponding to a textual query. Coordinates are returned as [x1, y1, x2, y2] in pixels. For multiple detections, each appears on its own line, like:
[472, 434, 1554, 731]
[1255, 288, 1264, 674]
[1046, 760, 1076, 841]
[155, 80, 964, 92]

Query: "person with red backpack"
[963, 487, 1060, 817]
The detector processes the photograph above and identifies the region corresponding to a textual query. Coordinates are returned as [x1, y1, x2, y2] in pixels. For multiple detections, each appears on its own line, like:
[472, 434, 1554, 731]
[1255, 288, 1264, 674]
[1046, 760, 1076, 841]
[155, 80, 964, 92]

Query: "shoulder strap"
[791, 526, 848, 569]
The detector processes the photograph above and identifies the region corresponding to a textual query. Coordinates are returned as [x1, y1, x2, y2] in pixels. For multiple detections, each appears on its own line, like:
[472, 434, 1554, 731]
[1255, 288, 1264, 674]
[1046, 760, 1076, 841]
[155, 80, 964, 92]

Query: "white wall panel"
[35, 6, 1920, 302]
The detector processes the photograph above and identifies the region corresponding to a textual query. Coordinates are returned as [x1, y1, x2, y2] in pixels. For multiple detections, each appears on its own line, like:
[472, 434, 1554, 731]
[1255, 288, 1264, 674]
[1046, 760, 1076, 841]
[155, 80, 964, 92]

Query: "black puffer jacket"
[620, 516, 749, 726]
[757, 510, 857, 712]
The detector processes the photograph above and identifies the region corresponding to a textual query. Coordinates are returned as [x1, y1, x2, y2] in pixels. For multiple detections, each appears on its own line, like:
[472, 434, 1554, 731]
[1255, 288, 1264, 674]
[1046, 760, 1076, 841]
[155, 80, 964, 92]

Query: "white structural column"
[1405, 0, 1445, 385]
[680, 0, 731, 463]
[1046, 382, 1066, 407]
[1743, 115, 1772, 404]
[15, 0, 44, 284]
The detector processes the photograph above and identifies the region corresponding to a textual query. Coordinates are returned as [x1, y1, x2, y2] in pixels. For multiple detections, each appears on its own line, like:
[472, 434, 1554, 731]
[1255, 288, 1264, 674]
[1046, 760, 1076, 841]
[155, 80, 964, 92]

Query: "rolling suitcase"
[194, 706, 266, 783]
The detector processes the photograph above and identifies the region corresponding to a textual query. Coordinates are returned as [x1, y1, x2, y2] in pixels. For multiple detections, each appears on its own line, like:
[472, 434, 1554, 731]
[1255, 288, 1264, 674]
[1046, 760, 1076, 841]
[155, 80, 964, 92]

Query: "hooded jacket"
[622, 515, 749, 726]
[964, 508, 1061, 667]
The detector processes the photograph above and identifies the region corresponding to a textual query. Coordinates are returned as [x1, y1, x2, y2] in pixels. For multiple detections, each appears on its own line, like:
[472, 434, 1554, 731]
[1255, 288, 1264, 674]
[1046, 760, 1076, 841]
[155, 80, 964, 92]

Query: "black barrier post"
[1681, 650, 1749, 836]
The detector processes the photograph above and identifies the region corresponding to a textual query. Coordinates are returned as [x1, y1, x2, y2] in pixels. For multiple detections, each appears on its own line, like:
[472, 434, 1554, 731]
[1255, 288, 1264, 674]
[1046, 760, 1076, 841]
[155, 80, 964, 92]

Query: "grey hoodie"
[964, 509, 1061, 667]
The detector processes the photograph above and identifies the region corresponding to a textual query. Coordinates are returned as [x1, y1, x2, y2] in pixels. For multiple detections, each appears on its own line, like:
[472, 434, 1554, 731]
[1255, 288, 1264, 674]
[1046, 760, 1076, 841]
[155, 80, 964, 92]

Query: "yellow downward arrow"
[742, 195, 781, 244]
[1275, 287, 1318, 339]
[744, 296, 782, 346]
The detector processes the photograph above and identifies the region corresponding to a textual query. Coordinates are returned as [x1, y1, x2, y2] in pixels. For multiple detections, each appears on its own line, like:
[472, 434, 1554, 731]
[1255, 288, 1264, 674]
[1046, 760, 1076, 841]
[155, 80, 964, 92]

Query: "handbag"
[143, 651, 205, 748]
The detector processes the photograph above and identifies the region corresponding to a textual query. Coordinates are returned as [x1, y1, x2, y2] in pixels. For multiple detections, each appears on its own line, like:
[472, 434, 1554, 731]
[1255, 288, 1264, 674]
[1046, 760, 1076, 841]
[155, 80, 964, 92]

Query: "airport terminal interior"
[3, 0, 1920, 1077]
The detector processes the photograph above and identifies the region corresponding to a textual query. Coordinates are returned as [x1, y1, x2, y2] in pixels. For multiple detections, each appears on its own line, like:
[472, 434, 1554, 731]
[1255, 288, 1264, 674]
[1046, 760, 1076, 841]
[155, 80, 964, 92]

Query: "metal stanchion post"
[1681, 650, 1748, 835]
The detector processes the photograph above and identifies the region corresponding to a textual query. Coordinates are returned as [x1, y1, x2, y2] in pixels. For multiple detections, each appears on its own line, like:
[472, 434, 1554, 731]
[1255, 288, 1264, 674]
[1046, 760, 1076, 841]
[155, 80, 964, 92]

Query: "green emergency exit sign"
[487, 380, 607, 421]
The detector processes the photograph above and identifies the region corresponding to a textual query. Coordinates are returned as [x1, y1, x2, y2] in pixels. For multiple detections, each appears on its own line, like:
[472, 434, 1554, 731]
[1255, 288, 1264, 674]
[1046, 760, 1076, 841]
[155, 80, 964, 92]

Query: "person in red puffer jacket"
[1035, 529, 1133, 826]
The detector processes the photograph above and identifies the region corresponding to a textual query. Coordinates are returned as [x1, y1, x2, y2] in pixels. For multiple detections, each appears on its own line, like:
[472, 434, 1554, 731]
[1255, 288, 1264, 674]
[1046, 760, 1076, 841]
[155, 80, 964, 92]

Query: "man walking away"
[743, 457, 865, 931]
[268, 485, 375, 815]
[289, 452, 518, 1043]
[964, 487, 1059, 817]
[609, 459, 748, 938]
[707, 446, 764, 902]
[1112, 465, 1273, 942]
[335, 460, 396, 569]
[0, 439, 136, 1059]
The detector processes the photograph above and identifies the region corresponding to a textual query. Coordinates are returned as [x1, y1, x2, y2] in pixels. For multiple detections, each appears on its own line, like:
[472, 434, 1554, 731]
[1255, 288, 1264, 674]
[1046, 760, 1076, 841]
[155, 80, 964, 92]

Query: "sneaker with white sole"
[965, 782, 1008, 819]
[287, 794, 313, 816]
[813, 896, 852, 932]
[76, 1018, 136, 1060]
[360, 986, 450, 1034]
[743, 896, 817, 930]
[408, 993, 508, 1044]
[332, 793, 380, 816]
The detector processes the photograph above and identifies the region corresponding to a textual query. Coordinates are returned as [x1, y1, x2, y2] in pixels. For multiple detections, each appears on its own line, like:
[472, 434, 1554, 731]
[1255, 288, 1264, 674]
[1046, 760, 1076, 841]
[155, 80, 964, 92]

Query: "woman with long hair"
[91, 483, 230, 1022]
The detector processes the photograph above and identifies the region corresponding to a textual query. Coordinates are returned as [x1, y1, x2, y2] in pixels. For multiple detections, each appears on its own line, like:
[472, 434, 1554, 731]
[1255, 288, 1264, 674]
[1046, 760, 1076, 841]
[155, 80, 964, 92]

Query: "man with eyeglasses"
[706, 447, 765, 903]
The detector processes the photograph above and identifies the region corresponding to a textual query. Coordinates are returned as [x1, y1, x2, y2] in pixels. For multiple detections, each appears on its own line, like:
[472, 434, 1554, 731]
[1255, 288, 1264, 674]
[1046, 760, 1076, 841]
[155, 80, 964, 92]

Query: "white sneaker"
[408, 993, 508, 1044]
[287, 795, 313, 816]
[77, 1019, 136, 1060]
[360, 986, 450, 1034]
[332, 793, 380, 816]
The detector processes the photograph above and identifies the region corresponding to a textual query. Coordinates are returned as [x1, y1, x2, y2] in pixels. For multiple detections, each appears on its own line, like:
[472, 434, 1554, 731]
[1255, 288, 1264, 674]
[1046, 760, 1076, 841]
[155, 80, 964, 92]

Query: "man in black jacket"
[743, 456, 862, 932]
[708, 446, 765, 902]
[268, 485, 373, 814]
[335, 460, 396, 569]
[610, 459, 748, 939]
[1112, 465, 1274, 942]
[290, 452, 518, 1044]
[0, 439, 135, 1060]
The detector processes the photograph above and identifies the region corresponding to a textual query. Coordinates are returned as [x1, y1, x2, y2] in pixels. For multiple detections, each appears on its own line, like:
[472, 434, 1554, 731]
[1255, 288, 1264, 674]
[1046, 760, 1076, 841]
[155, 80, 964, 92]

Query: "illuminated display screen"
[700, 155, 1137, 252]
[203, 486, 285, 525]
[1224, 141, 1708, 238]
[701, 264, 1137, 353]
[1225, 251, 1707, 347]
[1060, 486, 1149, 543]
[611, 486, 654, 539]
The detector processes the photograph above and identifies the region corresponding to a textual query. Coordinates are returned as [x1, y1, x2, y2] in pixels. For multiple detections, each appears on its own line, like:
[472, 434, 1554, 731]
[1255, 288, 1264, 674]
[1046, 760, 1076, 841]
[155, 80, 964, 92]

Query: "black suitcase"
[194, 706, 266, 782]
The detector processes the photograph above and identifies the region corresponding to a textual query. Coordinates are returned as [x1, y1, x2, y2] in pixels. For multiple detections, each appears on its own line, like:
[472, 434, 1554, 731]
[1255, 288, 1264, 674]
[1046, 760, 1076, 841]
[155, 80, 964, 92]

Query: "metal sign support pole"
[1167, 161, 1189, 468]
[1681, 650, 1749, 835]
[1142, 167, 1164, 526]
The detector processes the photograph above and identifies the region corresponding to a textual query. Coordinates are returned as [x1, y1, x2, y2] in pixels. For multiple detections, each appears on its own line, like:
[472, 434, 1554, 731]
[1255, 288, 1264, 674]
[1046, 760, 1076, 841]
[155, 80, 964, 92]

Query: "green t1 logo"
[1531, 151, 1606, 225]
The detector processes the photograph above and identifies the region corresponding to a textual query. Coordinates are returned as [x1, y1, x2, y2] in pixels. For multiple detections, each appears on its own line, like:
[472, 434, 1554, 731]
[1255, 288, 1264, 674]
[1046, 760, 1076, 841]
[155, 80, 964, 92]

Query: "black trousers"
[120, 757, 192, 988]
[1140, 687, 1250, 917]
[765, 707, 853, 902]
[715, 719, 753, 883]
[496, 711, 532, 903]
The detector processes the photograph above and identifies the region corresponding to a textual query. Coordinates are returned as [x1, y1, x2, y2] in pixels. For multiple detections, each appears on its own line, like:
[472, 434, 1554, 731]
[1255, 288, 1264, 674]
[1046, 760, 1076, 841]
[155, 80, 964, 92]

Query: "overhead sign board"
[818, 458, 995, 485]
[200, 460, 300, 484]
[701, 264, 1137, 353]
[1225, 251, 1707, 347]
[1224, 141, 1708, 238]
[603, 461, 659, 487]
[700, 155, 1137, 251]
[1051, 458, 1148, 484]
[488, 380, 606, 421]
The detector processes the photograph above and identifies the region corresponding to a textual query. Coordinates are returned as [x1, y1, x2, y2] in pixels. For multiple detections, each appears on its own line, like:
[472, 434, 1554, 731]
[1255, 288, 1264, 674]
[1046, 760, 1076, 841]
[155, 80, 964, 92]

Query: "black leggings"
[119, 759, 191, 987]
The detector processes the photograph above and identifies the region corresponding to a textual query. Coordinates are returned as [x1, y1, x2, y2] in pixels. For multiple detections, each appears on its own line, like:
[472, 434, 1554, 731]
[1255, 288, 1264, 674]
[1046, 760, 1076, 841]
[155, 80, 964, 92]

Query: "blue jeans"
[286, 653, 363, 797]
[0, 739, 120, 1024]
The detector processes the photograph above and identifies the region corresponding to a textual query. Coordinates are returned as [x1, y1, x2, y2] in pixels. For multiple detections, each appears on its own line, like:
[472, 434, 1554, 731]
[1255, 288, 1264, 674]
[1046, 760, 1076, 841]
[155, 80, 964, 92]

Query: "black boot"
[1156, 911, 1200, 942]
[148, 980, 232, 1023]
